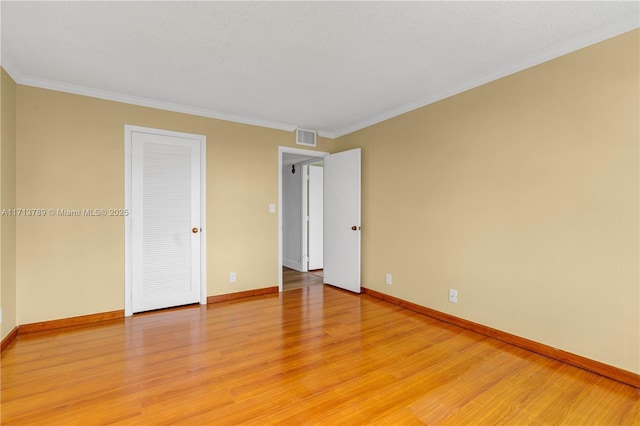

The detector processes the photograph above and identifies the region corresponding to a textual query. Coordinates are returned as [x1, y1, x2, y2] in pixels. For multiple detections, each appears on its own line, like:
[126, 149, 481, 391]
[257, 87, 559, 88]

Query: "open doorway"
[278, 146, 362, 293]
[278, 147, 327, 291]
[282, 160, 324, 272]
[282, 161, 324, 291]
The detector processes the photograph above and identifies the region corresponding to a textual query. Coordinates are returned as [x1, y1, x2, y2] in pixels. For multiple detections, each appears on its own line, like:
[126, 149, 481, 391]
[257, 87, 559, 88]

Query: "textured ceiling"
[1, 1, 638, 138]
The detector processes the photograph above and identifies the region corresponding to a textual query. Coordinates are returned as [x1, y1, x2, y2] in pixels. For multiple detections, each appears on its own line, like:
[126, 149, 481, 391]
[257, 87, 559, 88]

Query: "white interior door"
[323, 148, 361, 293]
[131, 131, 202, 313]
[308, 165, 324, 270]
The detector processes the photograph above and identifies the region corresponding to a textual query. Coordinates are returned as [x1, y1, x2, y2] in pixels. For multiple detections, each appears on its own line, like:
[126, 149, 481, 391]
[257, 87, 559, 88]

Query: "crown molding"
[332, 19, 640, 139]
[316, 129, 338, 140]
[12, 73, 299, 134]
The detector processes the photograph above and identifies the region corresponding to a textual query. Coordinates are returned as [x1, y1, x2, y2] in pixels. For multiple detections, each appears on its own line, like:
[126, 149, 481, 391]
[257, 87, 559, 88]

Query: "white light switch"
[269, 203, 276, 213]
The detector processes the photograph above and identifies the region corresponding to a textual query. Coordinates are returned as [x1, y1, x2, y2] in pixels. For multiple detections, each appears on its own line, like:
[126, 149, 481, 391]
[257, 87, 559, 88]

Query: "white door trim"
[301, 164, 309, 273]
[124, 125, 207, 317]
[278, 146, 328, 291]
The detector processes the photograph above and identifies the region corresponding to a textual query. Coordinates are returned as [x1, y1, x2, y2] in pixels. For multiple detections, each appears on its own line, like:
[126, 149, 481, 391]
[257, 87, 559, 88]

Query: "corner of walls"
[1, 67, 18, 341]
[317, 135, 338, 154]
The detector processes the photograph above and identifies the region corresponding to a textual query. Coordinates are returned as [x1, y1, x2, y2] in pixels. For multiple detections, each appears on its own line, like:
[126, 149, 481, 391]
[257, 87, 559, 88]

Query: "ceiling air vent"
[296, 129, 316, 147]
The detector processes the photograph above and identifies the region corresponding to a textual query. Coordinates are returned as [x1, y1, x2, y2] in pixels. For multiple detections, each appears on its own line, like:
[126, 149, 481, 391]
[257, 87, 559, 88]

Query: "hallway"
[282, 267, 323, 291]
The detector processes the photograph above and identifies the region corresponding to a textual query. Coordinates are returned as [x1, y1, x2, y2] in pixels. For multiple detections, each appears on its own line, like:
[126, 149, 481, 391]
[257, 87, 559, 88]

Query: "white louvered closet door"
[131, 132, 201, 313]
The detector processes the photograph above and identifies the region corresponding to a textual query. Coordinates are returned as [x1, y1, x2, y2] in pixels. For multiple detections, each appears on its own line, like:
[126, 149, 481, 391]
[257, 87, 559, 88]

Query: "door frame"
[278, 146, 328, 291]
[124, 125, 207, 317]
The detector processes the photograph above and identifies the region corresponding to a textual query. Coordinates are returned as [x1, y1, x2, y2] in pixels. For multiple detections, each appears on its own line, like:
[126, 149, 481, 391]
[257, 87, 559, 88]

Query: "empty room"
[1, 2, 639, 424]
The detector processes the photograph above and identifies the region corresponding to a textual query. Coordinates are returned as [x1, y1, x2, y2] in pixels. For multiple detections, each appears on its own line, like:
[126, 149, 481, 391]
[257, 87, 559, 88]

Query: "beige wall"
[337, 29, 639, 373]
[1, 68, 18, 340]
[15, 87, 334, 325]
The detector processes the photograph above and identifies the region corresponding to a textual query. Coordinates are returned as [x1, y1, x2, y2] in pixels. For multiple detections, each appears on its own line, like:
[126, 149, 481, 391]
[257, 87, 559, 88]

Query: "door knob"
[351, 226, 357, 231]
[192, 227, 199, 233]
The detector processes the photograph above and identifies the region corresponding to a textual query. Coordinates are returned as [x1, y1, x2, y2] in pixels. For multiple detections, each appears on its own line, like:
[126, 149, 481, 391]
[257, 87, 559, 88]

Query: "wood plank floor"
[282, 267, 323, 291]
[1, 285, 638, 425]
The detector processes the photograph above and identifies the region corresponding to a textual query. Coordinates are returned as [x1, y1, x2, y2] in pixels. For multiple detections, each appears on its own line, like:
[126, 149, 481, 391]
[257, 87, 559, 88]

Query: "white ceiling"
[1, 1, 638, 139]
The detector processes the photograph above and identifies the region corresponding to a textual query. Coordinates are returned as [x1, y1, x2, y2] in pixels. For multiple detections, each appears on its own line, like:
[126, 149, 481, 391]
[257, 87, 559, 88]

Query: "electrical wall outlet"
[229, 272, 237, 283]
[385, 273, 392, 285]
[449, 288, 458, 303]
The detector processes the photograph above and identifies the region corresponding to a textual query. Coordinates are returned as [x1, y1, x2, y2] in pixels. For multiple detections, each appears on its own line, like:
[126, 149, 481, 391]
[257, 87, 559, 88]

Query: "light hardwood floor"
[1, 284, 638, 425]
[282, 267, 323, 291]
